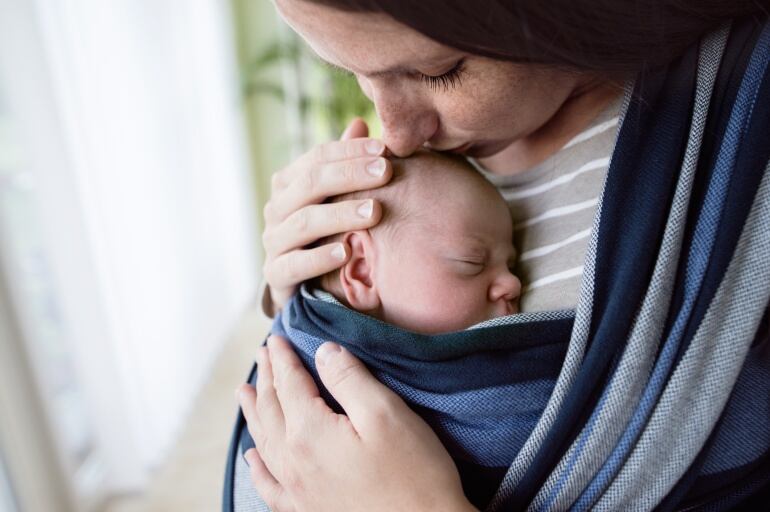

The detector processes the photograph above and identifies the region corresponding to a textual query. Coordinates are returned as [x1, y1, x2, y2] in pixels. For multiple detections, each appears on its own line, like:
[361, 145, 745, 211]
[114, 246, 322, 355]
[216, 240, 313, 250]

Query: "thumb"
[340, 117, 369, 140]
[315, 342, 401, 429]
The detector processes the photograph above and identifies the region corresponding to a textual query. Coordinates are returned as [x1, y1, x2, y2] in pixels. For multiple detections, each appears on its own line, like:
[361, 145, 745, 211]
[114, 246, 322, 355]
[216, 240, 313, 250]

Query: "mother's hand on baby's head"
[262, 118, 391, 315]
[237, 335, 477, 512]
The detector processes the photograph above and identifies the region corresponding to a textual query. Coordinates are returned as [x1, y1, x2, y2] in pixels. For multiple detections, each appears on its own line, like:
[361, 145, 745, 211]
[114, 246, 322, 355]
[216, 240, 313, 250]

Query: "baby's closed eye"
[451, 259, 486, 276]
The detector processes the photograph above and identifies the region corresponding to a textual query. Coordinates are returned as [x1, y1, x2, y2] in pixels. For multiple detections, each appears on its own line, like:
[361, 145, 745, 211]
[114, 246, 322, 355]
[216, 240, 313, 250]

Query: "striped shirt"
[474, 97, 622, 312]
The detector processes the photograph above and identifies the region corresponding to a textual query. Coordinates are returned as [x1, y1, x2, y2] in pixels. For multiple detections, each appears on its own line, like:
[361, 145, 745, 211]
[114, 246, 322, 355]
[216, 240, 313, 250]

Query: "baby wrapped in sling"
[269, 151, 572, 506]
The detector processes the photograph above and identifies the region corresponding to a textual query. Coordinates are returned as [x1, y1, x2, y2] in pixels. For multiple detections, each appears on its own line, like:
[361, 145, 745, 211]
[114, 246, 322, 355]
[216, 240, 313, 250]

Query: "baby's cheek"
[379, 254, 488, 331]
[418, 282, 486, 327]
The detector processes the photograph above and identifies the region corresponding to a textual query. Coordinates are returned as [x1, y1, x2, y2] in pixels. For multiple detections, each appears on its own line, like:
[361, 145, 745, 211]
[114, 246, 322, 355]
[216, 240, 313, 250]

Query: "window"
[1, 0, 259, 507]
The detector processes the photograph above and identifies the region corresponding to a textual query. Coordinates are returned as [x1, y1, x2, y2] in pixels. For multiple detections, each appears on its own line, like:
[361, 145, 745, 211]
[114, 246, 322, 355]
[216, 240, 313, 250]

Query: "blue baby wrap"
[223, 16, 770, 511]
[272, 288, 575, 505]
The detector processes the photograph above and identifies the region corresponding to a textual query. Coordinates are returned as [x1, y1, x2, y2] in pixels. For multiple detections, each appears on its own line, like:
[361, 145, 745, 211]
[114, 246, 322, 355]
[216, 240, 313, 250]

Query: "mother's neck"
[478, 78, 625, 176]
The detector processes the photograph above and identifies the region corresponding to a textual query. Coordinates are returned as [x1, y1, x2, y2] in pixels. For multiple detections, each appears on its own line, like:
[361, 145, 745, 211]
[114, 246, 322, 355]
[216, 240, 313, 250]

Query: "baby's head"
[317, 150, 521, 334]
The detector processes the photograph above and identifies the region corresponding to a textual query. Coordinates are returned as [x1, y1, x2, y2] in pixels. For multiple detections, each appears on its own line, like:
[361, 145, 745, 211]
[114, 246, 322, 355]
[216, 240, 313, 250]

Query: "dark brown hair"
[306, 0, 768, 73]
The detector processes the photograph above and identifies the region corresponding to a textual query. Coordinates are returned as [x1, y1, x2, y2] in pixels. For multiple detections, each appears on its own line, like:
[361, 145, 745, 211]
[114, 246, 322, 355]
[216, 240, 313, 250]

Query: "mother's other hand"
[262, 119, 391, 314]
[237, 335, 476, 512]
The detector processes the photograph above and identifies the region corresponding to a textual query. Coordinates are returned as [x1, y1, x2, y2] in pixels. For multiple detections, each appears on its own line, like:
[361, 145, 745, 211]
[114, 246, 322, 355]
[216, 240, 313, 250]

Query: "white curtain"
[0, 0, 258, 503]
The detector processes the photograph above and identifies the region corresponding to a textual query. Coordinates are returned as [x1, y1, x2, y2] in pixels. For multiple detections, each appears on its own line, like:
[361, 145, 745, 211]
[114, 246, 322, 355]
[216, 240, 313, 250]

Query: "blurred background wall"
[0, 0, 378, 510]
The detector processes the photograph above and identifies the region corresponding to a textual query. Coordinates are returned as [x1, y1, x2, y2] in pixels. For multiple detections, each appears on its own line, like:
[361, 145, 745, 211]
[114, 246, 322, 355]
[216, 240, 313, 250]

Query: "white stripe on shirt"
[519, 229, 592, 262]
[501, 157, 610, 200]
[523, 266, 584, 292]
[515, 198, 599, 230]
[563, 117, 620, 150]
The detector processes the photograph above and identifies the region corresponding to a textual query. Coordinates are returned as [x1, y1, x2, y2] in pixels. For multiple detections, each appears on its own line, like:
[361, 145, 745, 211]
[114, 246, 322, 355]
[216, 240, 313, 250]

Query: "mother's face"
[275, 0, 585, 158]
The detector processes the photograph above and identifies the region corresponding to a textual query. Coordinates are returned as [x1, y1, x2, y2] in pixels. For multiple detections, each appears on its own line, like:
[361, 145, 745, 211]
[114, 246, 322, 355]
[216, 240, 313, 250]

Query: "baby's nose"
[490, 272, 522, 303]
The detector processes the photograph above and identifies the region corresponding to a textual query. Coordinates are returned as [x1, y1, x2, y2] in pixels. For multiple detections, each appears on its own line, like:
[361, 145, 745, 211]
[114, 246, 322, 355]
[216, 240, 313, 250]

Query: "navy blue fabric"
[507, 34, 700, 511]
[565, 18, 770, 511]
[676, 17, 770, 361]
[653, 21, 770, 510]
[701, 350, 770, 476]
[504, 16, 770, 511]
[674, 453, 770, 511]
[667, 16, 758, 359]
[270, 294, 573, 508]
[287, 295, 573, 391]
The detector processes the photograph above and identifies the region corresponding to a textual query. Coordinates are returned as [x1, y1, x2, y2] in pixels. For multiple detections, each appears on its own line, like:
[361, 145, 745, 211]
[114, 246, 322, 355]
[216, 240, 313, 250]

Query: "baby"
[264, 151, 534, 509]
[313, 149, 521, 334]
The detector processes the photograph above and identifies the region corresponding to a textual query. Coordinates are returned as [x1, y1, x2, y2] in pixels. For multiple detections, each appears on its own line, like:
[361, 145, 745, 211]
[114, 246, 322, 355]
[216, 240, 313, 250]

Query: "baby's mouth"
[493, 301, 515, 318]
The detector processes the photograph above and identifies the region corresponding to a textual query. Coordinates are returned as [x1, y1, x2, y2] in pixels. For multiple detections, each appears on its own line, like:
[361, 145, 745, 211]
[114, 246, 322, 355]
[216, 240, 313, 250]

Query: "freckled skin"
[274, 0, 618, 171]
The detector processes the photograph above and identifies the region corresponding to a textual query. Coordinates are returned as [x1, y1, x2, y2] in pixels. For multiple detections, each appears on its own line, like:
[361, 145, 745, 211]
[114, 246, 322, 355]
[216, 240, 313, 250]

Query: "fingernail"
[330, 243, 346, 261]
[316, 342, 342, 367]
[357, 200, 373, 218]
[365, 139, 384, 155]
[366, 158, 386, 177]
[234, 388, 241, 400]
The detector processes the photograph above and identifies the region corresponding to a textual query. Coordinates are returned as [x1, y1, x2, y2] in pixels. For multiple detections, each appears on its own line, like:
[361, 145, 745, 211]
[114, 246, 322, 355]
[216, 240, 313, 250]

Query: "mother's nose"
[372, 87, 437, 157]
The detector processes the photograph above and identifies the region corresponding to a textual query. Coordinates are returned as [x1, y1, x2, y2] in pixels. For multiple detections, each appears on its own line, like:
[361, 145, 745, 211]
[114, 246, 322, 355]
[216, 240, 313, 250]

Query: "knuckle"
[262, 260, 274, 282]
[306, 248, 326, 275]
[366, 407, 394, 433]
[298, 169, 316, 195]
[274, 358, 301, 393]
[284, 469, 305, 496]
[262, 228, 275, 253]
[330, 204, 346, 230]
[346, 139, 362, 158]
[310, 143, 329, 165]
[263, 260, 282, 289]
[327, 360, 361, 389]
[255, 430, 269, 456]
[292, 208, 310, 233]
[365, 399, 401, 434]
[283, 256, 303, 285]
[340, 159, 358, 184]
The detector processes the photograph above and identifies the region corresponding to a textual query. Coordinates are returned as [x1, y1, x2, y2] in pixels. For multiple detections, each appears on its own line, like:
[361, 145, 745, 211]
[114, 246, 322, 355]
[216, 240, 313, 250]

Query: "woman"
[226, 1, 770, 510]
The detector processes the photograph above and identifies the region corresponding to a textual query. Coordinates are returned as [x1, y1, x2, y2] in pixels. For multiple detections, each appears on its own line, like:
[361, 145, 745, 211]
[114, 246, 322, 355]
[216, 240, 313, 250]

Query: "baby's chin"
[378, 296, 520, 334]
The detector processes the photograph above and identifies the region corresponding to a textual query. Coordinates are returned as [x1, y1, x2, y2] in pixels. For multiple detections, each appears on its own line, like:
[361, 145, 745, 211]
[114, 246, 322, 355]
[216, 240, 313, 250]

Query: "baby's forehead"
[389, 152, 487, 201]
[368, 150, 511, 241]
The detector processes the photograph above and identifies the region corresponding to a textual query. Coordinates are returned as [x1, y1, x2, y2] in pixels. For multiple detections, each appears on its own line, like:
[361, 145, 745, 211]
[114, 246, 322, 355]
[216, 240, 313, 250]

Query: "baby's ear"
[339, 230, 380, 312]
